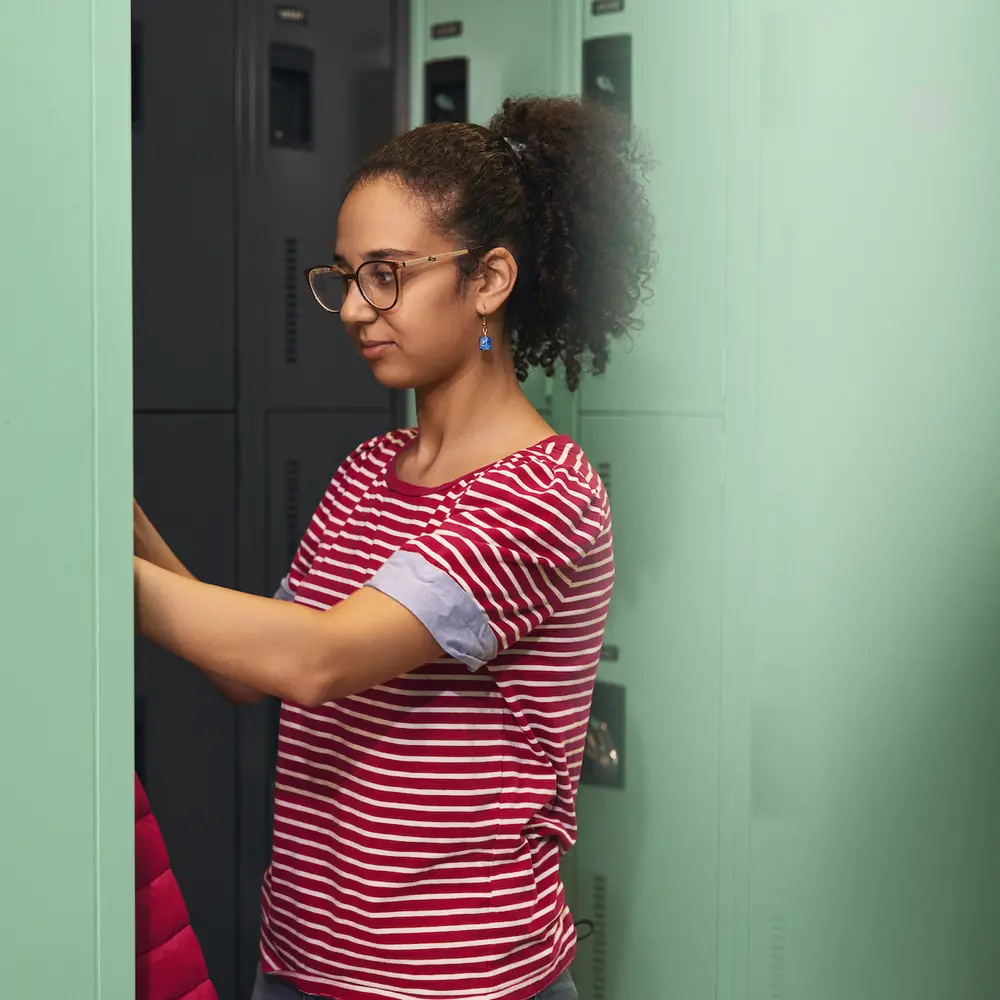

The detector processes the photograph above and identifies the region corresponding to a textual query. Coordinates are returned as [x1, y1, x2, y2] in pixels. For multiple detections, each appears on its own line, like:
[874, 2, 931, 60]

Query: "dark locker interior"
[130, 2, 408, 996]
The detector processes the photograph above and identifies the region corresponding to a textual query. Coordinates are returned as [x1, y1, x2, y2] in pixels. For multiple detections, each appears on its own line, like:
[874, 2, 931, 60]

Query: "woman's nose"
[340, 279, 377, 324]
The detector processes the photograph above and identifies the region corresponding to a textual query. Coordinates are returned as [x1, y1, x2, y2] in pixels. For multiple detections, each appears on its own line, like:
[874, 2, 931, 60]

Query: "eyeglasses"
[304, 248, 480, 314]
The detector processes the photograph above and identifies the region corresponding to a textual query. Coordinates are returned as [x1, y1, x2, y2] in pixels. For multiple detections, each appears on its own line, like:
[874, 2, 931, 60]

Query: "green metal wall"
[0, 1, 135, 995]
[413, 3, 1000, 999]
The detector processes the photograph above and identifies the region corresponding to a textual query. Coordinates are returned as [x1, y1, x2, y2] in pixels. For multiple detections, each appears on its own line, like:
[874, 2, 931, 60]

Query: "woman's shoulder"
[466, 434, 608, 510]
[338, 427, 418, 478]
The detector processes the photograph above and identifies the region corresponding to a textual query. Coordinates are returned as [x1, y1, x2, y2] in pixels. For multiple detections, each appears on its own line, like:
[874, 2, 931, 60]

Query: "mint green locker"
[405, 1, 582, 428]
[573, 414, 724, 1000]
[722, 4, 1000, 998]
[579, 1, 730, 417]
[570, 3, 731, 996]
[0, 0, 134, 996]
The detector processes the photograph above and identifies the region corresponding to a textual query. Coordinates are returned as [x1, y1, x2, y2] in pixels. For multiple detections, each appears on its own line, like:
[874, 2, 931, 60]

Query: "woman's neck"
[405, 356, 553, 485]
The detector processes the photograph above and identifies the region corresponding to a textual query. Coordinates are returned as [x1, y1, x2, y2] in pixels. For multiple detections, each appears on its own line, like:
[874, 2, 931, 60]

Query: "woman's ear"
[474, 247, 518, 316]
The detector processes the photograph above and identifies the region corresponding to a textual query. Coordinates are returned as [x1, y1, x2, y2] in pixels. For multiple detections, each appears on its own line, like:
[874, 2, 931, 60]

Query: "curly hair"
[347, 96, 656, 391]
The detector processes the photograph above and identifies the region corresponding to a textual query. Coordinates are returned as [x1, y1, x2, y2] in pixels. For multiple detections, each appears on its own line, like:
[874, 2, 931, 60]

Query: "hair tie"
[503, 136, 527, 163]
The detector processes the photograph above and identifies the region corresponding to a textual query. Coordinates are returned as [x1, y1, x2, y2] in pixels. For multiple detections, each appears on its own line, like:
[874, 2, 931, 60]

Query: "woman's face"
[334, 176, 504, 391]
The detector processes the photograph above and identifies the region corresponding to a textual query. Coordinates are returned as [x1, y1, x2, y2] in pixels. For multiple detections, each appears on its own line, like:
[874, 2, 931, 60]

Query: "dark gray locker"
[133, 413, 239, 1000]
[250, 409, 393, 984]
[257, 0, 399, 409]
[131, 3, 408, 997]
[131, 0, 237, 411]
[265, 410, 394, 588]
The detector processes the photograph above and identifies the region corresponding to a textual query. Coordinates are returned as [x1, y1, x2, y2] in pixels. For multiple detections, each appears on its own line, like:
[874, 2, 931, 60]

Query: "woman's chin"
[367, 361, 414, 391]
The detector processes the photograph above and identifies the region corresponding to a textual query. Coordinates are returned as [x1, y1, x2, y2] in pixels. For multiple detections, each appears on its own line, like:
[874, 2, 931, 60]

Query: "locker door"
[568, 4, 730, 996]
[257, 0, 399, 411]
[131, 0, 237, 411]
[133, 413, 239, 1000]
[258, 408, 395, 859]
[408, 0, 583, 419]
[578, 2, 728, 416]
[572, 413, 723, 1000]
[265, 410, 395, 589]
[419, 0, 572, 126]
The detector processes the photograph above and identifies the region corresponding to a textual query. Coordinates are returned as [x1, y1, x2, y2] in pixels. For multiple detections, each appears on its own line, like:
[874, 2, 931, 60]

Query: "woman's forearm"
[133, 503, 195, 579]
[134, 557, 333, 706]
[133, 506, 265, 704]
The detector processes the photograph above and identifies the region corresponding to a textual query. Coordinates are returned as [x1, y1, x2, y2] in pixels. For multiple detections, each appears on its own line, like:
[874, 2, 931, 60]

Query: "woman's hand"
[132, 497, 194, 579]
[133, 498, 150, 558]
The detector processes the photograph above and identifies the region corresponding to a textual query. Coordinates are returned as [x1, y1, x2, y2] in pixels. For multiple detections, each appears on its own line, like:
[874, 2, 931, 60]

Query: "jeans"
[251, 965, 579, 1000]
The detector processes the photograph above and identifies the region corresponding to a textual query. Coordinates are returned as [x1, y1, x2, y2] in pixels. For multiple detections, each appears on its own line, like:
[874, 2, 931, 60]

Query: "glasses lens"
[358, 261, 398, 310]
[309, 269, 346, 312]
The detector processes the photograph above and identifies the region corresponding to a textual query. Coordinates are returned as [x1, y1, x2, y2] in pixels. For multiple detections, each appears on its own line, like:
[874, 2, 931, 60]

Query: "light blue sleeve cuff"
[274, 577, 296, 602]
[364, 550, 498, 671]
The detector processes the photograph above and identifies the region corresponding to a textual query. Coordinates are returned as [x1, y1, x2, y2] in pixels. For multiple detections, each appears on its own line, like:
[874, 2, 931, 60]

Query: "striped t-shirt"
[260, 428, 613, 1000]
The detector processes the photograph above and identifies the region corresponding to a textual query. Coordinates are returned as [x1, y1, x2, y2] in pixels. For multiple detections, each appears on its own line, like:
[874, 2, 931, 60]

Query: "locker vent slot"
[592, 874, 608, 1000]
[597, 461, 611, 501]
[284, 458, 301, 564]
[285, 237, 299, 364]
[770, 915, 787, 998]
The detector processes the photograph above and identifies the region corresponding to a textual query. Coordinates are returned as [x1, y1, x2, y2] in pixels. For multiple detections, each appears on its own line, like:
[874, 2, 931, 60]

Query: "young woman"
[133, 96, 654, 1000]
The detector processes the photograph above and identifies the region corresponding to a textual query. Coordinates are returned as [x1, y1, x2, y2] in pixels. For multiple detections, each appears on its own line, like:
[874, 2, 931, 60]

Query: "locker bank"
[4, 2, 1000, 999]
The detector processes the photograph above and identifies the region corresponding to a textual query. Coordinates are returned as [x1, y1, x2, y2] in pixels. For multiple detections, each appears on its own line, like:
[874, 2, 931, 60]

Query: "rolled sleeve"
[365, 550, 497, 671]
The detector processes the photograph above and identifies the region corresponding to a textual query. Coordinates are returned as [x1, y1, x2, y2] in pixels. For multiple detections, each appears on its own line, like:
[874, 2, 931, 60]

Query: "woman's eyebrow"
[364, 247, 418, 260]
[331, 248, 418, 266]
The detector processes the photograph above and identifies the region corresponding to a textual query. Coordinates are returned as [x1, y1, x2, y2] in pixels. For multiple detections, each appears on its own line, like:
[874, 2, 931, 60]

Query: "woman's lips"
[360, 340, 395, 360]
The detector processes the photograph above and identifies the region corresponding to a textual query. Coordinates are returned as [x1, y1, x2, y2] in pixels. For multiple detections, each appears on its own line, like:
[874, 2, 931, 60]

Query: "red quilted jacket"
[135, 773, 219, 1000]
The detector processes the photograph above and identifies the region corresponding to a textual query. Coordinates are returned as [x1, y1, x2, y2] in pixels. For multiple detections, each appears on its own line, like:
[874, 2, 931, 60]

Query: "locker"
[404, 0, 584, 423]
[578, 3, 728, 417]
[265, 410, 395, 589]
[416, 0, 577, 126]
[129, 3, 408, 998]
[133, 413, 239, 1000]
[573, 413, 723, 1000]
[131, 0, 237, 411]
[255, 0, 401, 410]
[257, 409, 395, 942]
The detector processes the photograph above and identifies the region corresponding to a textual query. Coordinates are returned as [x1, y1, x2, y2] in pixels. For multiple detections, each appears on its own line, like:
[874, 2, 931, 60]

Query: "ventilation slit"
[770, 915, 787, 999]
[592, 874, 608, 1000]
[285, 237, 299, 363]
[597, 461, 612, 501]
[285, 458, 300, 563]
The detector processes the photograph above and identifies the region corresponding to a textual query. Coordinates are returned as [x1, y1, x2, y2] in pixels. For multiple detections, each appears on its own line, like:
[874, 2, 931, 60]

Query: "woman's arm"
[133, 557, 443, 707]
[133, 499, 195, 578]
[133, 501, 265, 705]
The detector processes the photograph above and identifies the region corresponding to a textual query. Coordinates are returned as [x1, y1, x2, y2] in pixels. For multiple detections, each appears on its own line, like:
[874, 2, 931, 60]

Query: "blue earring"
[479, 314, 492, 351]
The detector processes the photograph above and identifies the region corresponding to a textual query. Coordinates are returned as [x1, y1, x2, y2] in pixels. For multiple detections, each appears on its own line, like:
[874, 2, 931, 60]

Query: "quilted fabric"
[135, 774, 219, 1000]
